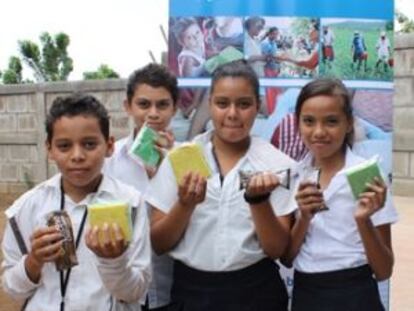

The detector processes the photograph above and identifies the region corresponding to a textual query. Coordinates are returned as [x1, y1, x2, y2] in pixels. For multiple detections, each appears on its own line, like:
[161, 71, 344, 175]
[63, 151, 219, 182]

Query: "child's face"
[209, 77, 258, 145]
[47, 115, 114, 191]
[180, 23, 204, 51]
[125, 84, 176, 132]
[298, 95, 352, 164]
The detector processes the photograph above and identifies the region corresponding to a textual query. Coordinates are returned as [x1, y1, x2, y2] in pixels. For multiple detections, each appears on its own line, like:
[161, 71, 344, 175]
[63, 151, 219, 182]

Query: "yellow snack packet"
[88, 202, 132, 242]
[168, 143, 211, 184]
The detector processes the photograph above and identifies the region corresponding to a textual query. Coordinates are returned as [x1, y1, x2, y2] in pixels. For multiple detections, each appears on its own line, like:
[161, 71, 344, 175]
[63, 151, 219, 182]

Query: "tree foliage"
[83, 64, 120, 80]
[2, 56, 23, 84]
[396, 11, 414, 33]
[18, 32, 73, 82]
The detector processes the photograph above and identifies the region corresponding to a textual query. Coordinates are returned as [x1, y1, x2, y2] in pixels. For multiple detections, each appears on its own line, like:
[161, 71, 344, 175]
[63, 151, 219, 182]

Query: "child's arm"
[281, 181, 324, 267]
[150, 172, 207, 254]
[245, 172, 291, 259]
[88, 204, 152, 303]
[355, 177, 394, 281]
[2, 222, 62, 300]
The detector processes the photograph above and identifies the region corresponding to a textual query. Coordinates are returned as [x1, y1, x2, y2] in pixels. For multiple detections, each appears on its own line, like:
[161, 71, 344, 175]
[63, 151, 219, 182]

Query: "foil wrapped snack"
[47, 210, 78, 271]
[239, 168, 291, 190]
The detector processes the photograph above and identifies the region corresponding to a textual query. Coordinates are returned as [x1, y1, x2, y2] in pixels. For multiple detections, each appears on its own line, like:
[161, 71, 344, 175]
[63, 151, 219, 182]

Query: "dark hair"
[244, 17, 265, 31]
[172, 17, 199, 44]
[295, 78, 354, 147]
[45, 93, 110, 143]
[126, 63, 179, 105]
[210, 60, 260, 103]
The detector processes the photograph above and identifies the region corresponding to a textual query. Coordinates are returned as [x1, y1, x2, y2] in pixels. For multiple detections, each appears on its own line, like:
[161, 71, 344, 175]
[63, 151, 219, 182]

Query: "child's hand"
[355, 177, 387, 221]
[245, 172, 279, 199]
[178, 172, 207, 209]
[155, 129, 175, 151]
[25, 226, 64, 282]
[295, 181, 324, 220]
[85, 223, 127, 259]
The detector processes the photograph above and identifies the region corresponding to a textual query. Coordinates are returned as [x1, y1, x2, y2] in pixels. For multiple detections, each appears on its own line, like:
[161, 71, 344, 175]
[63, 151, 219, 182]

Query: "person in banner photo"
[172, 17, 206, 77]
[351, 30, 368, 72]
[104, 63, 179, 311]
[244, 16, 267, 77]
[321, 25, 335, 69]
[282, 78, 398, 311]
[146, 60, 296, 311]
[375, 31, 392, 75]
[1, 94, 151, 311]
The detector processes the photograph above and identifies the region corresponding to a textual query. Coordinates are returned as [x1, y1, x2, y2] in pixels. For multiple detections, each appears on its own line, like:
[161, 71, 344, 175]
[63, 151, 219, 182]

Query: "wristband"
[243, 192, 271, 205]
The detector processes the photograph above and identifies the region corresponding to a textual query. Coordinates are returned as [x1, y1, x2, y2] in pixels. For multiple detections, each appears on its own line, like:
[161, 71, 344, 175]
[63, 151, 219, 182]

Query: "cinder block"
[0, 114, 17, 132]
[17, 114, 38, 132]
[0, 164, 19, 181]
[392, 178, 414, 197]
[393, 152, 410, 177]
[8, 146, 31, 162]
[394, 108, 414, 130]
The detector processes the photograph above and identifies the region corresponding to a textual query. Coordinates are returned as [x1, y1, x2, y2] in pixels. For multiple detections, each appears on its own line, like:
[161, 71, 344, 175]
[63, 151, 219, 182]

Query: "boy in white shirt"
[375, 31, 391, 74]
[105, 63, 179, 311]
[1, 94, 151, 311]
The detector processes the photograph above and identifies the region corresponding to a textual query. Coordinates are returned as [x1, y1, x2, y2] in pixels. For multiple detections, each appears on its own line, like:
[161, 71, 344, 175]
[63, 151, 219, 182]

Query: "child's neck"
[313, 152, 346, 189]
[212, 135, 250, 176]
[62, 175, 102, 204]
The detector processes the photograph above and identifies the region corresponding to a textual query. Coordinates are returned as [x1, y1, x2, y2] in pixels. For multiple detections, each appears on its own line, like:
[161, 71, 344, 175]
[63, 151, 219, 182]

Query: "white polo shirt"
[104, 132, 174, 309]
[290, 148, 398, 273]
[146, 131, 296, 272]
[1, 174, 151, 311]
[104, 133, 150, 192]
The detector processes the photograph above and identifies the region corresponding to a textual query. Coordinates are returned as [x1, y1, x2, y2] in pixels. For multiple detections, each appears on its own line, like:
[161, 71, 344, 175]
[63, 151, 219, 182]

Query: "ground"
[0, 195, 413, 310]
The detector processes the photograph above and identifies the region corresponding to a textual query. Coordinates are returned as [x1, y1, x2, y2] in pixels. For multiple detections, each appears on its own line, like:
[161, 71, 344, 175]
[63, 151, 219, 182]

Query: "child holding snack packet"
[1, 94, 151, 311]
[282, 78, 398, 311]
[105, 63, 179, 311]
[146, 60, 296, 311]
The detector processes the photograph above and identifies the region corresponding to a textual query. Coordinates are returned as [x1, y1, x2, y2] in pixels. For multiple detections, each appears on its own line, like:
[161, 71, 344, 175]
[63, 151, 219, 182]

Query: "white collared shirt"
[1, 174, 151, 311]
[290, 148, 398, 273]
[104, 133, 174, 309]
[104, 133, 150, 192]
[146, 131, 296, 272]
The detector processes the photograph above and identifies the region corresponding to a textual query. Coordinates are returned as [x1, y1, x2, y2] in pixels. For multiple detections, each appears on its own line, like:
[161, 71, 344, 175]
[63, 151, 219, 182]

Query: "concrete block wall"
[0, 80, 132, 194]
[393, 34, 414, 196]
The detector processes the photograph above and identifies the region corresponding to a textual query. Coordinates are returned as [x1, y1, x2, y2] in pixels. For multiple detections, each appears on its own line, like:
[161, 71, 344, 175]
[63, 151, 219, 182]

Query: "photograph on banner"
[319, 18, 394, 81]
[244, 17, 319, 79]
[168, 17, 244, 77]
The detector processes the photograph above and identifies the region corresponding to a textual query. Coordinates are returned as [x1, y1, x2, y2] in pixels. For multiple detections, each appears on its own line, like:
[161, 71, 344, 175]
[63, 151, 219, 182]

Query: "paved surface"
[0, 195, 413, 310]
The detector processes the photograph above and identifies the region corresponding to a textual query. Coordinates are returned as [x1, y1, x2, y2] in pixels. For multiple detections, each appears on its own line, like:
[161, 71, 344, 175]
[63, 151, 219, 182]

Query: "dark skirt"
[169, 258, 288, 311]
[291, 265, 385, 311]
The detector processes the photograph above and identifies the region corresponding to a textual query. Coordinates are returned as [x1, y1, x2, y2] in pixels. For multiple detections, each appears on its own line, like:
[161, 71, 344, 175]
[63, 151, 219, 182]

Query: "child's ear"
[123, 98, 131, 115]
[105, 136, 115, 157]
[45, 140, 54, 160]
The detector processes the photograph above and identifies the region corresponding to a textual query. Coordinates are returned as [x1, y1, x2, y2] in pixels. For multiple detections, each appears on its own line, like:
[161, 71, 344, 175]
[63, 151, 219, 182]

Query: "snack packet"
[239, 168, 291, 190]
[46, 210, 78, 271]
[129, 123, 161, 167]
[88, 202, 132, 243]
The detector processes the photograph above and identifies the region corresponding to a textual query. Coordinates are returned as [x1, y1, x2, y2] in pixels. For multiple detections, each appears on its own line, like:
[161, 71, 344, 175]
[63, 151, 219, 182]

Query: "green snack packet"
[204, 46, 244, 73]
[345, 157, 384, 200]
[129, 124, 161, 167]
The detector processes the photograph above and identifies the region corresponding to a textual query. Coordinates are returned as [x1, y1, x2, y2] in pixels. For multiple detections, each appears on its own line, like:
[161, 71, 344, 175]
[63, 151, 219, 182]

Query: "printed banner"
[168, 0, 394, 309]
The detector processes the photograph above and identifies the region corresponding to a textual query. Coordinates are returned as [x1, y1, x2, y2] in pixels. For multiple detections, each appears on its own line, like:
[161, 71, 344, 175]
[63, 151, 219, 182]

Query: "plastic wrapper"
[239, 168, 291, 190]
[46, 210, 78, 271]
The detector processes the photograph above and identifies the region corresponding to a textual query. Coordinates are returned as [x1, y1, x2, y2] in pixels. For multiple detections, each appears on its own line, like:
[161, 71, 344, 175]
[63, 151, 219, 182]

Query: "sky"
[0, 0, 412, 81]
[0, 0, 169, 80]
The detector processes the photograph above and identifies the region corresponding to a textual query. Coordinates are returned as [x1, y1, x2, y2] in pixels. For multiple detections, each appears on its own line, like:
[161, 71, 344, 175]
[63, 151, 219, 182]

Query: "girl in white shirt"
[146, 60, 296, 311]
[283, 78, 398, 311]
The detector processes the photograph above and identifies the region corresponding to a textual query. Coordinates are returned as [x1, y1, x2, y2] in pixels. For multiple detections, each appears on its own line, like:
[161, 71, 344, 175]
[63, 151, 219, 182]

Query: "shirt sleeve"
[95, 198, 152, 303]
[144, 157, 179, 214]
[370, 188, 398, 227]
[1, 200, 41, 301]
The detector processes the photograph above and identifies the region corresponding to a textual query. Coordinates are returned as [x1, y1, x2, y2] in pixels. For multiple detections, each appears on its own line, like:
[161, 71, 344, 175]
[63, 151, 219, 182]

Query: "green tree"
[83, 64, 120, 80]
[2, 56, 23, 84]
[18, 32, 73, 82]
[396, 11, 414, 33]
